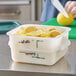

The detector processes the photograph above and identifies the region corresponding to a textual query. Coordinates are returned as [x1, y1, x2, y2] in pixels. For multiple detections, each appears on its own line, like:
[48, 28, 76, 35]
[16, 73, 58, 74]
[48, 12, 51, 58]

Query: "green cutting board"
[42, 18, 76, 39]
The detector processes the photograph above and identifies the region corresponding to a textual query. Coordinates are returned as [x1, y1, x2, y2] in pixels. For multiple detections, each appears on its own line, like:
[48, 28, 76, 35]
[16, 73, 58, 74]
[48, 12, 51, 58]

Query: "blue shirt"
[40, 0, 76, 22]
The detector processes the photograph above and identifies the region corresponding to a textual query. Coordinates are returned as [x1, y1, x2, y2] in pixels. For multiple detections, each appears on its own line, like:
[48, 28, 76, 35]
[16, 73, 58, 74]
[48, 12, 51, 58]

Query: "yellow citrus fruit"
[57, 12, 74, 26]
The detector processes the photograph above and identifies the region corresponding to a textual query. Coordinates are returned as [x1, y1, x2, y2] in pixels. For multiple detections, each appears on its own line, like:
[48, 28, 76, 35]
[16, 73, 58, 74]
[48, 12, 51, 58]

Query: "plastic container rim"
[7, 24, 71, 39]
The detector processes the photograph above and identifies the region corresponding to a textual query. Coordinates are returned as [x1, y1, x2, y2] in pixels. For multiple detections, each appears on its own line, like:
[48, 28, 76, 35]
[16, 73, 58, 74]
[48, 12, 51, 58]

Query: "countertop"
[0, 35, 76, 76]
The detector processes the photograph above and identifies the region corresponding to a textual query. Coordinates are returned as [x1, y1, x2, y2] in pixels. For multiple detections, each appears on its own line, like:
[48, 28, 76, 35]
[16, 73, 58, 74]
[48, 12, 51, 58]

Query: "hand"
[65, 1, 76, 17]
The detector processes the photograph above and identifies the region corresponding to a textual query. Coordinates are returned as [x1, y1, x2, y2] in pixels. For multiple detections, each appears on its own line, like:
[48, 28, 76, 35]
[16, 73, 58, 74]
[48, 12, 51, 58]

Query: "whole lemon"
[57, 12, 74, 26]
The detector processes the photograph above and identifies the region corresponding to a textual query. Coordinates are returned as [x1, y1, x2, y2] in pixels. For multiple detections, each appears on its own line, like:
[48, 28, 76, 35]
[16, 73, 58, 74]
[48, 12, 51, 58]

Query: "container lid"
[0, 21, 21, 34]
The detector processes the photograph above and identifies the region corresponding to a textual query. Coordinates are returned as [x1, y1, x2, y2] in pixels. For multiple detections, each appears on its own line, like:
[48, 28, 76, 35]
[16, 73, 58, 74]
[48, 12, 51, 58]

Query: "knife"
[51, 0, 69, 18]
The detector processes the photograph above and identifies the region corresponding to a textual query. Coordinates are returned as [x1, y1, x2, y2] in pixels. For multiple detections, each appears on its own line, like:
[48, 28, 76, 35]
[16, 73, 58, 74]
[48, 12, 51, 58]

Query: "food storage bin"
[7, 24, 71, 65]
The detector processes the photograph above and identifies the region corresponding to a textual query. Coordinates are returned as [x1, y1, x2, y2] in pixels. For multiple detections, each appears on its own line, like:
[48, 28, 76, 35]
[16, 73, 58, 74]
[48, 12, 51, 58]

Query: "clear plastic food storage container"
[7, 24, 71, 65]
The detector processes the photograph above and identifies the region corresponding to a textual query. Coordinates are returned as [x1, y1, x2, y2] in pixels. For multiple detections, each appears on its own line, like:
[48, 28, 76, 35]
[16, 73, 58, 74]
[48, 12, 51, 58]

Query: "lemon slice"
[49, 30, 62, 37]
[25, 26, 38, 33]
[14, 27, 26, 35]
[25, 30, 43, 37]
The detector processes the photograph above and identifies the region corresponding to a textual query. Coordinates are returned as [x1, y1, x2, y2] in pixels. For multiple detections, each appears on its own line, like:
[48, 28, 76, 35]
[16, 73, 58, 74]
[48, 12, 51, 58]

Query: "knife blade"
[51, 0, 69, 18]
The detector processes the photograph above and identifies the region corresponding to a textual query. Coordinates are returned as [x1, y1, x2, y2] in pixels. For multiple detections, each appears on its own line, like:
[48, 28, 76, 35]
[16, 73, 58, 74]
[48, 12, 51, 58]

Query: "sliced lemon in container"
[49, 30, 62, 37]
[14, 27, 26, 35]
[14, 26, 39, 35]
[25, 30, 43, 37]
[25, 26, 38, 33]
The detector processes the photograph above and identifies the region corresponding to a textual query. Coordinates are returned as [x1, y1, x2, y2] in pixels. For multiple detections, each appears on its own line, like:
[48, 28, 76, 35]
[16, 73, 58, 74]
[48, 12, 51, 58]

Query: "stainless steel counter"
[0, 35, 76, 76]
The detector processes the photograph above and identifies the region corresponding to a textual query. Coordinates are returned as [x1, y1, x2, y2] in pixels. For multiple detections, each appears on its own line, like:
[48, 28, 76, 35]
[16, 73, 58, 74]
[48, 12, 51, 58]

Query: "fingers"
[65, 1, 76, 18]
[65, 1, 72, 11]
[71, 7, 76, 15]
[68, 2, 76, 12]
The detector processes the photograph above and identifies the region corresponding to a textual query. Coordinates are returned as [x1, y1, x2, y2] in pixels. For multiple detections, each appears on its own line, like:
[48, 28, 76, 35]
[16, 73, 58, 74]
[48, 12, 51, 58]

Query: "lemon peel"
[57, 12, 74, 26]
